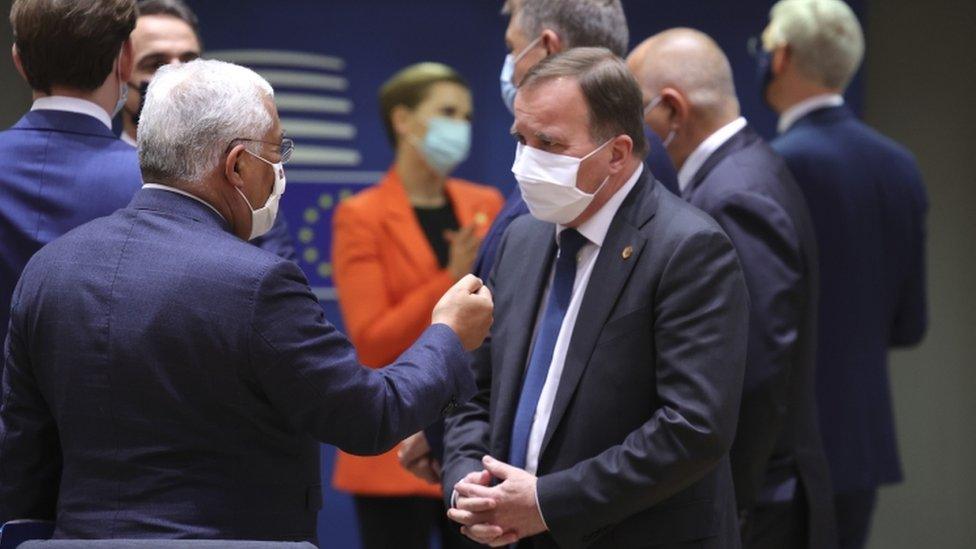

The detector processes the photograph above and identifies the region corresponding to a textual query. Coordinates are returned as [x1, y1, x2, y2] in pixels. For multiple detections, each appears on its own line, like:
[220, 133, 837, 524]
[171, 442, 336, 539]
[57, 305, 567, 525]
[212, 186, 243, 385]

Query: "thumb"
[482, 455, 518, 480]
[454, 274, 484, 294]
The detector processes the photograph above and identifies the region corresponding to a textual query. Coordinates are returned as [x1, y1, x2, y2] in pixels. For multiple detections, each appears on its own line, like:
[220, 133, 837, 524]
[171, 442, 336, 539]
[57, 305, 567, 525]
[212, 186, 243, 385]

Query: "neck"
[774, 77, 842, 115]
[36, 80, 118, 119]
[395, 141, 447, 207]
[123, 113, 137, 142]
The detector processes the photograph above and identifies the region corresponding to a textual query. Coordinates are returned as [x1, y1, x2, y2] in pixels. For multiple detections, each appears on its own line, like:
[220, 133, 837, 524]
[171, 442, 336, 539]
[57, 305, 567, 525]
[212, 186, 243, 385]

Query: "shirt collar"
[777, 94, 845, 134]
[120, 131, 138, 148]
[557, 163, 643, 248]
[31, 96, 113, 130]
[142, 183, 226, 221]
[677, 117, 748, 192]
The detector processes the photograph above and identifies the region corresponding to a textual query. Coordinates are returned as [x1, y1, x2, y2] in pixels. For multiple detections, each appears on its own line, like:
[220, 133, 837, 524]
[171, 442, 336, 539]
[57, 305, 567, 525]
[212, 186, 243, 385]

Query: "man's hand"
[398, 432, 440, 484]
[432, 274, 493, 351]
[447, 455, 547, 546]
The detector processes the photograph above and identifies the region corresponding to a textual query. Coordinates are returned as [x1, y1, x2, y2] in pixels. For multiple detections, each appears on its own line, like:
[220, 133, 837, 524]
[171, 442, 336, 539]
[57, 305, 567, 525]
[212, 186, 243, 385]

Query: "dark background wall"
[0, 1, 972, 547]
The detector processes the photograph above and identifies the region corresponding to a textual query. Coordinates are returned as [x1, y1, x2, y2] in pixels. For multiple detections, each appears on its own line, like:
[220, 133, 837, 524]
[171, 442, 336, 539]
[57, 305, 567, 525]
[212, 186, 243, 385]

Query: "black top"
[414, 202, 459, 268]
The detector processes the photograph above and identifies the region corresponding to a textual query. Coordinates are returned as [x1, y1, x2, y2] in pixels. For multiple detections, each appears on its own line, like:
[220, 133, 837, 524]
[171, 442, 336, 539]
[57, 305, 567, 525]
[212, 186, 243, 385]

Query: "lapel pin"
[622, 245, 634, 260]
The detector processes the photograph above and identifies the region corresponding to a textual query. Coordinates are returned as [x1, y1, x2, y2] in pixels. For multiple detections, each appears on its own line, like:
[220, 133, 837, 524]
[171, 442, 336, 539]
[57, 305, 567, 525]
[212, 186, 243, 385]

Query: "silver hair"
[138, 59, 274, 184]
[765, 0, 865, 89]
[510, 0, 629, 58]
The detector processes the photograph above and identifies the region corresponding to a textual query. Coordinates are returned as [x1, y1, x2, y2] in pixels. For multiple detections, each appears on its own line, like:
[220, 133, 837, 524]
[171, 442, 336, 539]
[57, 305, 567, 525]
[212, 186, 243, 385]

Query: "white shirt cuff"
[535, 481, 550, 531]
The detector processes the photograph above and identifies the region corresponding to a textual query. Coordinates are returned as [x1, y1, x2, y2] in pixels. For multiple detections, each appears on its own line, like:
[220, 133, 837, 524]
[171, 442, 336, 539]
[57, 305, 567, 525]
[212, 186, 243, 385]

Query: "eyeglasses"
[229, 137, 295, 164]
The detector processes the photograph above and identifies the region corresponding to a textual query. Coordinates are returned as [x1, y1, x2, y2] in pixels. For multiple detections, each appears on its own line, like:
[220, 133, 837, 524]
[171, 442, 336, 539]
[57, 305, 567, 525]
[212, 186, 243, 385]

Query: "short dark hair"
[505, 0, 629, 58]
[378, 62, 469, 147]
[137, 0, 200, 42]
[10, 0, 137, 94]
[521, 47, 649, 157]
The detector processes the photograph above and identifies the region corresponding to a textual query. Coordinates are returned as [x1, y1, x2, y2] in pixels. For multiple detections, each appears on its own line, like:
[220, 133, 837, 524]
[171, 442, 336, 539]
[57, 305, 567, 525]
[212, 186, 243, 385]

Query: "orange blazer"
[330, 168, 503, 497]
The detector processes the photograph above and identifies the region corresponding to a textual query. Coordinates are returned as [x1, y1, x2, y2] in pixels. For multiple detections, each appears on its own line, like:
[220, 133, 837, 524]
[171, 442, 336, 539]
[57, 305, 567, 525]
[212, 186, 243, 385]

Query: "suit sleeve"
[332, 202, 456, 367]
[0, 279, 61, 523]
[251, 213, 298, 262]
[709, 191, 804, 511]
[248, 259, 476, 456]
[890, 167, 928, 347]
[536, 227, 749, 549]
[440, 222, 514, 504]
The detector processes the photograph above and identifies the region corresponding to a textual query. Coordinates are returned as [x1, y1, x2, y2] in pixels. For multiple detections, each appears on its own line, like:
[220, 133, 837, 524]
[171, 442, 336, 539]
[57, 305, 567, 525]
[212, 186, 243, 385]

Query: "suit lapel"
[682, 125, 758, 201]
[538, 171, 658, 457]
[493, 221, 557, 456]
[379, 170, 440, 274]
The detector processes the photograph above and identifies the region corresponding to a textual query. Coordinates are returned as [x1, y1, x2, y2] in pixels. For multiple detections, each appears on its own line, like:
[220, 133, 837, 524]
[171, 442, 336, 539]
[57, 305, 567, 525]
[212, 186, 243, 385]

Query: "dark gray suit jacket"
[683, 125, 836, 548]
[443, 167, 749, 549]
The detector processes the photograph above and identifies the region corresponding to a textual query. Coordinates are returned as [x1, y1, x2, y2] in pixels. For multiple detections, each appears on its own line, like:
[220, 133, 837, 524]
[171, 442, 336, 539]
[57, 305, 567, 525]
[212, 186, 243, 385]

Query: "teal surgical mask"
[415, 116, 471, 175]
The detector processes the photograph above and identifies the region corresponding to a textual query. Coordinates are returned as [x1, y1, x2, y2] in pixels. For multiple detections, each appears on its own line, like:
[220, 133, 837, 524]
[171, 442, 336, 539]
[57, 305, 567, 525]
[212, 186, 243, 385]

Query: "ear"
[608, 134, 633, 175]
[772, 45, 790, 77]
[223, 144, 248, 190]
[118, 38, 134, 83]
[541, 29, 562, 55]
[659, 87, 688, 128]
[390, 104, 415, 143]
[11, 43, 27, 82]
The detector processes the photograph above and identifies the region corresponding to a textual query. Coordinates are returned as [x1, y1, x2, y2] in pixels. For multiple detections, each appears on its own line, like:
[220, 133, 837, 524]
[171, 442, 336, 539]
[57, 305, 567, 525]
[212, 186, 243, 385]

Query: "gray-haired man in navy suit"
[0, 59, 492, 544]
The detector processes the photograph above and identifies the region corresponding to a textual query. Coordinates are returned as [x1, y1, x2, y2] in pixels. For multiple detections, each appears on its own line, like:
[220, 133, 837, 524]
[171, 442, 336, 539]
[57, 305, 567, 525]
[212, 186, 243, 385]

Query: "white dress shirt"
[677, 117, 748, 193]
[142, 183, 225, 221]
[31, 96, 112, 130]
[523, 163, 644, 476]
[777, 93, 845, 134]
[120, 131, 138, 148]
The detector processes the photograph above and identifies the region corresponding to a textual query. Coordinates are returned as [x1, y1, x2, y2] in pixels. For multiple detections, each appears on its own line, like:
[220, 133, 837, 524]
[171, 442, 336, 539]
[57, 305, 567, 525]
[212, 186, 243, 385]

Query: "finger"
[455, 496, 496, 512]
[468, 522, 505, 539]
[482, 455, 519, 480]
[476, 284, 492, 301]
[455, 481, 497, 499]
[461, 469, 490, 486]
[489, 532, 520, 547]
[460, 526, 501, 545]
[454, 273, 483, 294]
[447, 508, 493, 527]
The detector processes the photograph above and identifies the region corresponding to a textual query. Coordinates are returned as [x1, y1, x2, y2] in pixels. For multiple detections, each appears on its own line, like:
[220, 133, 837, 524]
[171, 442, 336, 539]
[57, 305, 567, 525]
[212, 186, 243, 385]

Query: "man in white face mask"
[443, 48, 751, 549]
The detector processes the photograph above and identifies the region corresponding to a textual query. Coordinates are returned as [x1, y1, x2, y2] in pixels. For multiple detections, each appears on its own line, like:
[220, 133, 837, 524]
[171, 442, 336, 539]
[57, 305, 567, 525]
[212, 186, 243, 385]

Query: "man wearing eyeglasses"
[0, 59, 493, 543]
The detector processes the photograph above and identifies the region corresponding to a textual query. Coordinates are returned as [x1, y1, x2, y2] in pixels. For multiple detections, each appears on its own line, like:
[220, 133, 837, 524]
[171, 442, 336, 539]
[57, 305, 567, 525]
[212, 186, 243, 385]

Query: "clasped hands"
[447, 455, 548, 546]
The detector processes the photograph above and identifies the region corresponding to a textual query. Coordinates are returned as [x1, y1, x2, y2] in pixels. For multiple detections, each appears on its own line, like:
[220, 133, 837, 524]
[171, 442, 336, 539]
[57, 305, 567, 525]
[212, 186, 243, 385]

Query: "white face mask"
[644, 95, 677, 148]
[512, 139, 612, 225]
[236, 151, 287, 240]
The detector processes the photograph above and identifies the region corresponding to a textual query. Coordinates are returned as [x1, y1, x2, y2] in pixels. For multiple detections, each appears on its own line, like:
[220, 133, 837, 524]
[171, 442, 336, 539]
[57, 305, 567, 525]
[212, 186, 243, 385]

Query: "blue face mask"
[417, 116, 471, 175]
[500, 54, 517, 115]
[500, 36, 544, 114]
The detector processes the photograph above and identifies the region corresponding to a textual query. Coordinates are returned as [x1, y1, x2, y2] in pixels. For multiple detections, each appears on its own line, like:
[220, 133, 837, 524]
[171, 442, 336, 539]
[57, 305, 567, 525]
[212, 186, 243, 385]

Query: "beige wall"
[864, 0, 976, 548]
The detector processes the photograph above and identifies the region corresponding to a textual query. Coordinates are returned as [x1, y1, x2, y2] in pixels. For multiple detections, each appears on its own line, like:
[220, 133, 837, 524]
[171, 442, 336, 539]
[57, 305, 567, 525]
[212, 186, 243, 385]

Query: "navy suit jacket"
[683, 125, 835, 547]
[771, 106, 928, 494]
[0, 188, 476, 542]
[0, 110, 142, 354]
[444, 168, 750, 549]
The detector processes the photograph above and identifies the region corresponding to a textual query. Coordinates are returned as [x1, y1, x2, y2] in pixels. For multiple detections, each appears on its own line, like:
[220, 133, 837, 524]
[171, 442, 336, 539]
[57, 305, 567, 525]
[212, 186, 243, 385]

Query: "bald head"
[628, 28, 739, 122]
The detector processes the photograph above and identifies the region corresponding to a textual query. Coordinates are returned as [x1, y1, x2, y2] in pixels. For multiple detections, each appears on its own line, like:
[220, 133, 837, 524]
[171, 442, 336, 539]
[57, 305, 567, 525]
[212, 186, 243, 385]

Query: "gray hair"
[765, 0, 865, 89]
[521, 47, 649, 157]
[138, 59, 274, 184]
[506, 0, 629, 58]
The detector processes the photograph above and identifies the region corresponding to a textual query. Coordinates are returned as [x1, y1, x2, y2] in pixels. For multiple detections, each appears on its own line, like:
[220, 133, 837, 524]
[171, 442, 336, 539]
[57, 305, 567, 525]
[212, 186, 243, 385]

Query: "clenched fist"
[432, 274, 493, 351]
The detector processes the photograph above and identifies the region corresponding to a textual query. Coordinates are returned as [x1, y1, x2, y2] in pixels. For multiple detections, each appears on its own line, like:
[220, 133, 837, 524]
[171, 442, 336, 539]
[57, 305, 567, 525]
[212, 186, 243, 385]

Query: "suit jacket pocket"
[607, 498, 718, 548]
[595, 305, 653, 348]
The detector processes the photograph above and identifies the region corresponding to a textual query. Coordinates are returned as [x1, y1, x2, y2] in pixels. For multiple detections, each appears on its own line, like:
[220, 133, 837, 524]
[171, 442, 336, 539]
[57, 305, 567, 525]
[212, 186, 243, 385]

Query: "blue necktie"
[508, 229, 588, 469]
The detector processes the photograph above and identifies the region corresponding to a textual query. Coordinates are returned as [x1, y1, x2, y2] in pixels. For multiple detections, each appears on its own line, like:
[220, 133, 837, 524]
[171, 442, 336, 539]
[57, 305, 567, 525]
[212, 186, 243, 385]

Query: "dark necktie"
[508, 228, 588, 469]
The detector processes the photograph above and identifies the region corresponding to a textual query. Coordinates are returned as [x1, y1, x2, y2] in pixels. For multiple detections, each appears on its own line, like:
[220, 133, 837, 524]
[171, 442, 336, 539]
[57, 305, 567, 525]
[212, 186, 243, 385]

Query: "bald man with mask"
[629, 29, 836, 549]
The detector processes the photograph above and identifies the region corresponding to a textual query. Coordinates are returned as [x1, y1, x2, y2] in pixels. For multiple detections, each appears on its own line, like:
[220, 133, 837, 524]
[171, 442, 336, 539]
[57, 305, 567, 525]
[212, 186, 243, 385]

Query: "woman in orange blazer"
[331, 63, 502, 549]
